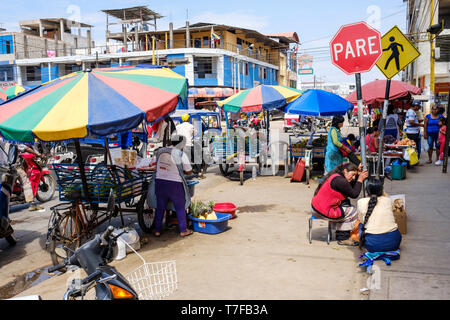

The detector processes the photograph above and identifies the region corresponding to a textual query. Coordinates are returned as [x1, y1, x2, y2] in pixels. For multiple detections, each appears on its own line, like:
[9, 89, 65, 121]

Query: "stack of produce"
[312, 135, 327, 147]
[190, 200, 217, 220]
[291, 138, 308, 148]
[395, 138, 416, 147]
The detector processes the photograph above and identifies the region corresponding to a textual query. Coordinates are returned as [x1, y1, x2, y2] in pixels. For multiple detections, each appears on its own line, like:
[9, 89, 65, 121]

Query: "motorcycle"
[11, 153, 56, 205]
[0, 145, 19, 246]
[48, 225, 139, 300]
[292, 118, 312, 134]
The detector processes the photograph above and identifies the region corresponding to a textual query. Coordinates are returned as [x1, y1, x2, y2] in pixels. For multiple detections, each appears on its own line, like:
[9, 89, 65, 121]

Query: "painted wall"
[168, 53, 186, 77]
[0, 35, 14, 55]
[41, 65, 59, 83]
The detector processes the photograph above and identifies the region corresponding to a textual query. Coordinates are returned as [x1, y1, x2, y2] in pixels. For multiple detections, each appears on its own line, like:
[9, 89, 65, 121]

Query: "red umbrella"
[346, 79, 422, 105]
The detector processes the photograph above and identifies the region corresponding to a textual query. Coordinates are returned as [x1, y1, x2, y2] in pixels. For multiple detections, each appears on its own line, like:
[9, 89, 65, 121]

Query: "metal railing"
[13, 38, 281, 66]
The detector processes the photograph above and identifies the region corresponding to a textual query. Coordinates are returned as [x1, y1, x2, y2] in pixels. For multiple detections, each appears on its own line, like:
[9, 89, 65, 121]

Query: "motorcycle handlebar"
[48, 262, 66, 273]
[101, 226, 115, 245]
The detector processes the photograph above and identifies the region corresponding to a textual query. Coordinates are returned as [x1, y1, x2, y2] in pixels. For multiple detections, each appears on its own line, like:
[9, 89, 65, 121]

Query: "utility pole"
[430, 0, 435, 109]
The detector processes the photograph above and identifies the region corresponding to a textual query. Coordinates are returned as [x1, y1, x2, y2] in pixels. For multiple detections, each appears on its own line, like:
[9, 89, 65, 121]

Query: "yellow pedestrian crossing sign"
[376, 26, 420, 80]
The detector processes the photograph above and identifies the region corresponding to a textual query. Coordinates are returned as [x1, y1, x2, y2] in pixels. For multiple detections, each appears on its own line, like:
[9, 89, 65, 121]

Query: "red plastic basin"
[213, 202, 237, 219]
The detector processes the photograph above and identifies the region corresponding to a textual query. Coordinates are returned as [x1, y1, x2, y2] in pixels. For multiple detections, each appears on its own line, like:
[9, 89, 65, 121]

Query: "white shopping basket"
[119, 238, 178, 300]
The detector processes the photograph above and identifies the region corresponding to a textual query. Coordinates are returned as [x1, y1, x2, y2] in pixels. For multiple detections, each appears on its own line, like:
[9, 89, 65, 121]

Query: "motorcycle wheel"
[36, 174, 56, 203]
[305, 167, 311, 185]
[48, 211, 82, 272]
[240, 170, 244, 185]
[137, 197, 154, 234]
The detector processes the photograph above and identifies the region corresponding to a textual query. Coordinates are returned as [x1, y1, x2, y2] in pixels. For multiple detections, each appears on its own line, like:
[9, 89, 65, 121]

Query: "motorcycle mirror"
[107, 189, 116, 213]
[8, 145, 18, 165]
[54, 247, 69, 259]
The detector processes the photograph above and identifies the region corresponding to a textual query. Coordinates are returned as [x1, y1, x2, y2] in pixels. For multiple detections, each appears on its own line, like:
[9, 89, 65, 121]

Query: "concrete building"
[0, 18, 94, 87]
[300, 81, 356, 97]
[1, 6, 299, 110]
[403, 0, 450, 110]
[265, 32, 299, 89]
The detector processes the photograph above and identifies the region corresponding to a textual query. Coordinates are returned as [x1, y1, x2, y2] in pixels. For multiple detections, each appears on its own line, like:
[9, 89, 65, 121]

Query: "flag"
[211, 26, 220, 48]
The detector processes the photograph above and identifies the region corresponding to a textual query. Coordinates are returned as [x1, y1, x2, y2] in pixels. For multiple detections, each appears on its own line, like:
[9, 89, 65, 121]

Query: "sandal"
[153, 231, 161, 237]
[180, 230, 194, 237]
[426, 160, 432, 164]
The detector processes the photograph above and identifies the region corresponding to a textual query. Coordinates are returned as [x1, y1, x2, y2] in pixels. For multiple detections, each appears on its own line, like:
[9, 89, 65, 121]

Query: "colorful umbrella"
[0, 84, 27, 101]
[285, 89, 353, 116]
[346, 79, 422, 105]
[0, 66, 188, 143]
[216, 85, 302, 113]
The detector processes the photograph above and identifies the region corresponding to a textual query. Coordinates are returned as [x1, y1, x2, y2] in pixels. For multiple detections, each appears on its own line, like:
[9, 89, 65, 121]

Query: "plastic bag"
[422, 139, 429, 153]
[406, 148, 418, 166]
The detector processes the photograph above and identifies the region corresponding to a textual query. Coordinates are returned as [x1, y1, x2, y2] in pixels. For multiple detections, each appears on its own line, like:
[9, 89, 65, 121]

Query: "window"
[244, 63, 249, 76]
[194, 38, 201, 48]
[263, 68, 267, 79]
[203, 36, 209, 47]
[237, 38, 243, 51]
[194, 57, 213, 78]
[5, 40, 12, 54]
[0, 66, 13, 81]
[26, 66, 41, 82]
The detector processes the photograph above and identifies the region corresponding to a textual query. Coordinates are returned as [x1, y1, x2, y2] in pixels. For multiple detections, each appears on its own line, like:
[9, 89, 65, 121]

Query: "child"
[340, 134, 361, 166]
[436, 117, 447, 166]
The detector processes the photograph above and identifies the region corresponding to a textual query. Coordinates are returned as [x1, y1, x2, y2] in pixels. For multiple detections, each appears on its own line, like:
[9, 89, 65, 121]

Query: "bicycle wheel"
[137, 196, 154, 234]
[48, 210, 82, 271]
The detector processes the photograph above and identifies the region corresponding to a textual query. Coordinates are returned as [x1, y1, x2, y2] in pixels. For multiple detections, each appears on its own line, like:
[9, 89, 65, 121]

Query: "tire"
[219, 163, 229, 175]
[305, 168, 310, 185]
[137, 197, 154, 234]
[240, 170, 244, 185]
[308, 218, 313, 244]
[36, 174, 56, 203]
[48, 211, 82, 272]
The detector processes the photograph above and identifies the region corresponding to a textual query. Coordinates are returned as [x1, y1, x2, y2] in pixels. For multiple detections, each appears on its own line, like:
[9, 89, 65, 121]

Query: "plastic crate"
[188, 212, 231, 234]
[53, 163, 144, 203]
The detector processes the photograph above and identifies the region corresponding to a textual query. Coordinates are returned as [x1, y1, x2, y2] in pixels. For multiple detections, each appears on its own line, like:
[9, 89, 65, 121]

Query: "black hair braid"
[359, 195, 378, 249]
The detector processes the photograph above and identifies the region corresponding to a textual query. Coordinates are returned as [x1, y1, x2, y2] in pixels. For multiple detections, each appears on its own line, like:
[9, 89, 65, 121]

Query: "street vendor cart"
[0, 65, 189, 268]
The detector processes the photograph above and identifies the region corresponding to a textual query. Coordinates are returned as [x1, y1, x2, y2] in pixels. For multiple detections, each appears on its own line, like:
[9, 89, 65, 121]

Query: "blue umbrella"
[284, 89, 353, 116]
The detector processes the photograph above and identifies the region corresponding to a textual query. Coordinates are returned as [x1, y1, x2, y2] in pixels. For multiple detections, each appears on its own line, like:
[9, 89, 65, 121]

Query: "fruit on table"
[395, 138, 416, 146]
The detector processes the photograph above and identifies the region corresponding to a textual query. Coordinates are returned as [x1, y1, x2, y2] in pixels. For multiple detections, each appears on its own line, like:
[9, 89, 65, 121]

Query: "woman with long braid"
[357, 178, 402, 252]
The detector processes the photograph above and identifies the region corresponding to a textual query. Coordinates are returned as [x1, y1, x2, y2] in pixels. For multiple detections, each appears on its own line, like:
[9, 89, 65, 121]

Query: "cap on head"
[182, 114, 190, 122]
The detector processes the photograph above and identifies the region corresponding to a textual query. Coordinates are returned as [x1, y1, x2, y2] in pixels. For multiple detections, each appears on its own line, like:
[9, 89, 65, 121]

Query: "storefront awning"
[188, 87, 236, 98]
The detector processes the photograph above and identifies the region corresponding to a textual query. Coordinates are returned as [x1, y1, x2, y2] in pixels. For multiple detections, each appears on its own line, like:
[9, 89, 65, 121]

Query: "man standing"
[405, 101, 424, 159]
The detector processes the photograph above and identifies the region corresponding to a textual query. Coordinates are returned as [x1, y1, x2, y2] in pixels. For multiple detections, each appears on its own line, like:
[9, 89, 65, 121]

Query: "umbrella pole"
[104, 137, 125, 227]
[376, 79, 391, 180]
[356, 74, 367, 197]
[74, 140, 91, 203]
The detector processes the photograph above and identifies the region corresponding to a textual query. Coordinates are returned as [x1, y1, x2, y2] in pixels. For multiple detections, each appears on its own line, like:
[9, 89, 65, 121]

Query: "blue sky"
[1, 0, 408, 83]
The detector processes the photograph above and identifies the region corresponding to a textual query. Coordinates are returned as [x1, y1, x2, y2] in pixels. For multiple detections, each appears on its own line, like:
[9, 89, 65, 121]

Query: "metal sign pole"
[443, 84, 450, 173]
[356, 73, 367, 171]
[376, 79, 391, 179]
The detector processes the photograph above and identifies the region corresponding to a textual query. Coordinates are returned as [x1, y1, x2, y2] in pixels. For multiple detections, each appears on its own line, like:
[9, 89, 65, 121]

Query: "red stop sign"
[330, 21, 382, 75]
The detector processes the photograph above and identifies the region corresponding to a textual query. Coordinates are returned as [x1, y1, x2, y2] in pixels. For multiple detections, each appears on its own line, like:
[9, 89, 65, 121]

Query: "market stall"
[0, 65, 188, 265]
[215, 85, 302, 185]
[284, 89, 353, 183]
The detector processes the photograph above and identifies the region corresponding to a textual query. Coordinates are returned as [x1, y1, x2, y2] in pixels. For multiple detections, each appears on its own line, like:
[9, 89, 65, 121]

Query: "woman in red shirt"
[312, 163, 369, 246]
[365, 126, 379, 153]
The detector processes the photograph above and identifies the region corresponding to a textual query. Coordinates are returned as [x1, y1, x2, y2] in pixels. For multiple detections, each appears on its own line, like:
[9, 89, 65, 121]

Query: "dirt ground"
[2, 120, 369, 300]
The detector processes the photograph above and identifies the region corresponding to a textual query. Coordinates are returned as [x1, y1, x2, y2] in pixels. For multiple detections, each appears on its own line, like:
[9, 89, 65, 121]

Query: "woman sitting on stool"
[357, 178, 402, 252]
[311, 162, 369, 246]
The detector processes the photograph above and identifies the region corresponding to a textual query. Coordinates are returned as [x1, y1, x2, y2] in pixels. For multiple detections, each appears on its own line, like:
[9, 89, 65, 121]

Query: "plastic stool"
[308, 215, 333, 244]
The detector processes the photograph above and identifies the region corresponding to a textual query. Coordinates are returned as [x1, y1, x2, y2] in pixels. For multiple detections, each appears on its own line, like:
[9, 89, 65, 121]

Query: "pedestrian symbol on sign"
[383, 37, 404, 71]
[376, 26, 420, 80]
